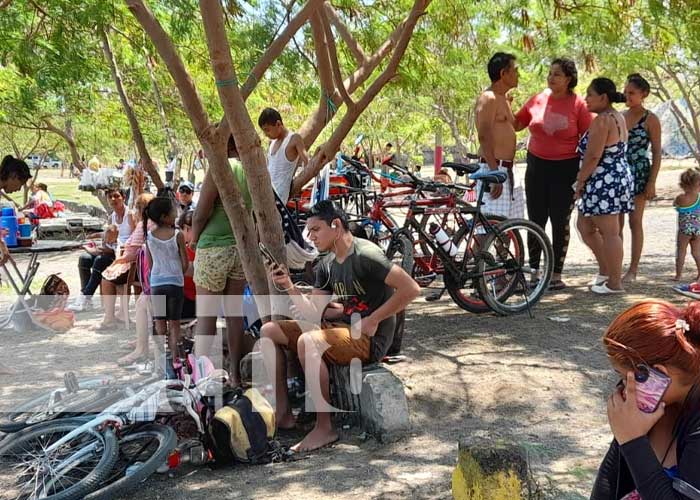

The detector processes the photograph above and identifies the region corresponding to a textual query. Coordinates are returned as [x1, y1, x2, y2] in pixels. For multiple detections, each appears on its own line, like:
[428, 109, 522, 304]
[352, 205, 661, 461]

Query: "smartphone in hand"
[633, 364, 671, 413]
[258, 242, 280, 268]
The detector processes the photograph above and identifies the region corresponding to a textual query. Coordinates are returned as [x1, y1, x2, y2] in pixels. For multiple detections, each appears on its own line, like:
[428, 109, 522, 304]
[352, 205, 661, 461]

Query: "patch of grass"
[5, 170, 100, 208]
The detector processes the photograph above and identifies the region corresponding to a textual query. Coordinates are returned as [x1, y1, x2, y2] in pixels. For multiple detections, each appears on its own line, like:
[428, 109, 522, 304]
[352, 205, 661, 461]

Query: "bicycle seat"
[470, 170, 508, 184]
[442, 162, 480, 176]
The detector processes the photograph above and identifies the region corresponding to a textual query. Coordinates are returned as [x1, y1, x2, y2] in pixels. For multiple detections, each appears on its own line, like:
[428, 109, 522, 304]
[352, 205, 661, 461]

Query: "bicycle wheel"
[85, 424, 177, 500]
[0, 419, 118, 500]
[385, 234, 414, 275]
[0, 387, 124, 434]
[477, 219, 553, 315]
[444, 215, 507, 314]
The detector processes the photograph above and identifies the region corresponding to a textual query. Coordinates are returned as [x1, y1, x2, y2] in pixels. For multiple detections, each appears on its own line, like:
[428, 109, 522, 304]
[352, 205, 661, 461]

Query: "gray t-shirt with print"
[314, 237, 396, 362]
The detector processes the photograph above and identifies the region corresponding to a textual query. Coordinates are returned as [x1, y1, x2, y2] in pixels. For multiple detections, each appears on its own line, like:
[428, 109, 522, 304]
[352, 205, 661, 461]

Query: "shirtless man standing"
[475, 52, 522, 218]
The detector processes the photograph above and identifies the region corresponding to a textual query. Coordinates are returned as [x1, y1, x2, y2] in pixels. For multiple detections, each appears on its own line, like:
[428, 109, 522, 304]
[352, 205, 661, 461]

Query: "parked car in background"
[25, 154, 63, 169]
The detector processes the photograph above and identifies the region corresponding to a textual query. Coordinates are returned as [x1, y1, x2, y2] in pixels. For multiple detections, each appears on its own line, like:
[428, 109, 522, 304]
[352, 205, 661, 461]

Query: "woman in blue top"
[620, 74, 662, 284]
[574, 78, 633, 294]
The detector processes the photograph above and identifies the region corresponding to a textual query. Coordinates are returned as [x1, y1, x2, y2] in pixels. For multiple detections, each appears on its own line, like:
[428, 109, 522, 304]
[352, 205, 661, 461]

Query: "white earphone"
[331, 222, 337, 229]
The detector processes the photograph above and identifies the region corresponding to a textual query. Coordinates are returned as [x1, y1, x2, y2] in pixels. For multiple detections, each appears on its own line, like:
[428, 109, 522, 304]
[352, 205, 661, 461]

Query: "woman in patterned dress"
[574, 78, 633, 294]
[619, 74, 662, 283]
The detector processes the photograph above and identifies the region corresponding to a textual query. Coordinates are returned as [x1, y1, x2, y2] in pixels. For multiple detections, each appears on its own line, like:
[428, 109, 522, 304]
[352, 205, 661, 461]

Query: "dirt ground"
[0, 163, 695, 499]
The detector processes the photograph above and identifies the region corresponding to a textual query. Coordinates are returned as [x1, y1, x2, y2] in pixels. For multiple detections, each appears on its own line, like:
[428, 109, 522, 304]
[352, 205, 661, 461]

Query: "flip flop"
[673, 282, 700, 299]
[117, 353, 149, 367]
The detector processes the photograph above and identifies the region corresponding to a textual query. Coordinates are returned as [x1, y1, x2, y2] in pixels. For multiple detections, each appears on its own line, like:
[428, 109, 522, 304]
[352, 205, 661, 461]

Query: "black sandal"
[548, 280, 567, 291]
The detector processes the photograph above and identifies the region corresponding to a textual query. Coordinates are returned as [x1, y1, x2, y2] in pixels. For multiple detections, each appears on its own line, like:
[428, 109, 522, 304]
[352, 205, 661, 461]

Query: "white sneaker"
[68, 295, 93, 312]
[589, 274, 609, 287]
[591, 282, 625, 295]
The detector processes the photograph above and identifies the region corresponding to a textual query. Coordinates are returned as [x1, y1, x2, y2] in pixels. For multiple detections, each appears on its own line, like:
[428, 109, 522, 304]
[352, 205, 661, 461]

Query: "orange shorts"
[277, 320, 370, 365]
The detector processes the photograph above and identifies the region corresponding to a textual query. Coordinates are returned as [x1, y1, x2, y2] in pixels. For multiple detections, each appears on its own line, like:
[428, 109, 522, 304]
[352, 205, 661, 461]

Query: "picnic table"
[0, 240, 83, 330]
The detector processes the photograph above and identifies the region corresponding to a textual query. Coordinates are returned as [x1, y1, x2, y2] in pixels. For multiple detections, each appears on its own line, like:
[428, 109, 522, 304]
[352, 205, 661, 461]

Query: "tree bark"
[320, 9, 355, 108]
[434, 103, 468, 160]
[239, 0, 324, 99]
[43, 118, 84, 172]
[292, 0, 430, 194]
[298, 13, 408, 148]
[100, 26, 164, 190]
[323, 3, 367, 66]
[125, 0, 268, 295]
[653, 69, 700, 163]
[145, 48, 179, 159]
[199, 0, 287, 269]
[661, 64, 700, 150]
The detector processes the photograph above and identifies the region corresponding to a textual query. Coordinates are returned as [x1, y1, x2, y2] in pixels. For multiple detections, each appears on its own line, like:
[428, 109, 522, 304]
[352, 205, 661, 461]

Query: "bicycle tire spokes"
[477, 219, 553, 315]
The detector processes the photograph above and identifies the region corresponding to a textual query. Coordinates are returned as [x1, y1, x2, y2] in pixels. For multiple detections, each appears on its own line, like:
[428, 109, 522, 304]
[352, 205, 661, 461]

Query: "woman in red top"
[515, 58, 593, 290]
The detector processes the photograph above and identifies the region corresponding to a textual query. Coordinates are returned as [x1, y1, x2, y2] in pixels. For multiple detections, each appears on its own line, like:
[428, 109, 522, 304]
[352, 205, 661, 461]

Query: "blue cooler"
[1, 207, 18, 247]
[18, 223, 32, 238]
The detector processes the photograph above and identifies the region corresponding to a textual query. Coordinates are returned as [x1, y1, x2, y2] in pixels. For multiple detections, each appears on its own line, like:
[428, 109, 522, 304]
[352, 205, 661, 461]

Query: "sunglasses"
[179, 188, 192, 194]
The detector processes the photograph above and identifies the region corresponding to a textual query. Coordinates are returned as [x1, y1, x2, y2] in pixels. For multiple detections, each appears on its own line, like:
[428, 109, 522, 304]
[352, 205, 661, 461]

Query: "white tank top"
[147, 230, 184, 287]
[267, 132, 297, 203]
[111, 209, 133, 246]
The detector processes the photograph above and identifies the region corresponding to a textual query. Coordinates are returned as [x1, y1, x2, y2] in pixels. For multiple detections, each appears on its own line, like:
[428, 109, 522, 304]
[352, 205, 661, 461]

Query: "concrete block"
[359, 366, 410, 439]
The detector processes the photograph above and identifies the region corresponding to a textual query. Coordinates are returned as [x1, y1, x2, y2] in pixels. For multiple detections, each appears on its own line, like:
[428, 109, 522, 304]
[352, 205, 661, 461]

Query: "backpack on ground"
[205, 387, 276, 464]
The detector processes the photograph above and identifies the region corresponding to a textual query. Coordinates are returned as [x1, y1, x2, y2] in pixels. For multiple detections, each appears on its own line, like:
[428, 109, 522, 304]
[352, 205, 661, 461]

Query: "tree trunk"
[125, 0, 269, 295]
[292, 0, 431, 195]
[145, 48, 179, 159]
[100, 26, 164, 190]
[199, 0, 287, 268]
[43, 118, 84, 172]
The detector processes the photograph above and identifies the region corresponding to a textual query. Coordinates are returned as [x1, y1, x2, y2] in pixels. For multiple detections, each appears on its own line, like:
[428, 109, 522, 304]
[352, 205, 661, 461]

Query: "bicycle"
[381, 162, 554, 316]
[0, 371, 224, 500]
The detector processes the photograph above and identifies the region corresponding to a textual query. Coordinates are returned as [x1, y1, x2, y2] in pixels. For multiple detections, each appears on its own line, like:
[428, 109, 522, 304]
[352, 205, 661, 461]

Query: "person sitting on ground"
[95, 193, 154, 328]
[673, 169, 700, 282]
[177, 181, 196, 215]
[258, 107, 309, 203]
[260, 200, 420, 452]
[70, 188, 133, 312]
[591, 299, 700, 499]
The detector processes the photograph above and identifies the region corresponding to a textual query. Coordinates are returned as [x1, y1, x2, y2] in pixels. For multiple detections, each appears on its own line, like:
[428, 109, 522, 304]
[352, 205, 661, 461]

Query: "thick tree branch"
[323, 3, 367, 66]
[101, 26, 164, 189]
[126, 0, 268, 295]
[321, 9, 355, 108]
[199, 0, 287, 269]
[293, 0, 430, 193]
[239, 0, 324, 99]
[299, 12, 407, 147]
[660, 63, 700, 146]
[310, 11, 336, 102]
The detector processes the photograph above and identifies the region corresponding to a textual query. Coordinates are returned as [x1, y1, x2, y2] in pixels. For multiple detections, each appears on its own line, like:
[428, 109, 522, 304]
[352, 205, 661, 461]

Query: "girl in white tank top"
[143, 195, 189, 366]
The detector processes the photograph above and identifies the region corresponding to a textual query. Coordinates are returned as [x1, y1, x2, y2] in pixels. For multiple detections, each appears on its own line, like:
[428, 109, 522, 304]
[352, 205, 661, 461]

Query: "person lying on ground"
[259, 200, 420, 453]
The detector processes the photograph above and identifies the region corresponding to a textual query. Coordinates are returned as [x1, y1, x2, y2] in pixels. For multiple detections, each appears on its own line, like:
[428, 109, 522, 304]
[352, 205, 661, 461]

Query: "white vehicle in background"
[25, 154, 63, 169]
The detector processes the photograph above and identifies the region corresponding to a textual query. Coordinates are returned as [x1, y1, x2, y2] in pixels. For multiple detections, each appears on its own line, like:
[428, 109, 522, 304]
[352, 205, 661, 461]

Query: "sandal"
[548, 280, 567, 291]
[117, 352, 149, 366]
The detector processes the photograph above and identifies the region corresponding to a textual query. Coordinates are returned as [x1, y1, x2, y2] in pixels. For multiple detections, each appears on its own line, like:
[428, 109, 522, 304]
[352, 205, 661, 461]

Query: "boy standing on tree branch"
[258, 108, 309, 203]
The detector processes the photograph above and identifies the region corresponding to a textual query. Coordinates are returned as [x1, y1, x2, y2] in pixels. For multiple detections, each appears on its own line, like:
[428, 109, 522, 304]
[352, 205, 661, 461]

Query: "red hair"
[604, 299, 700, 377]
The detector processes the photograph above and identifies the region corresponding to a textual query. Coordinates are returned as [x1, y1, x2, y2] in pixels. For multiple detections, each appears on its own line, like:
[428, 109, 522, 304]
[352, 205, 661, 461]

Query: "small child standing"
[143, 195, 188, 373]
[674, 168, 700, 281]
